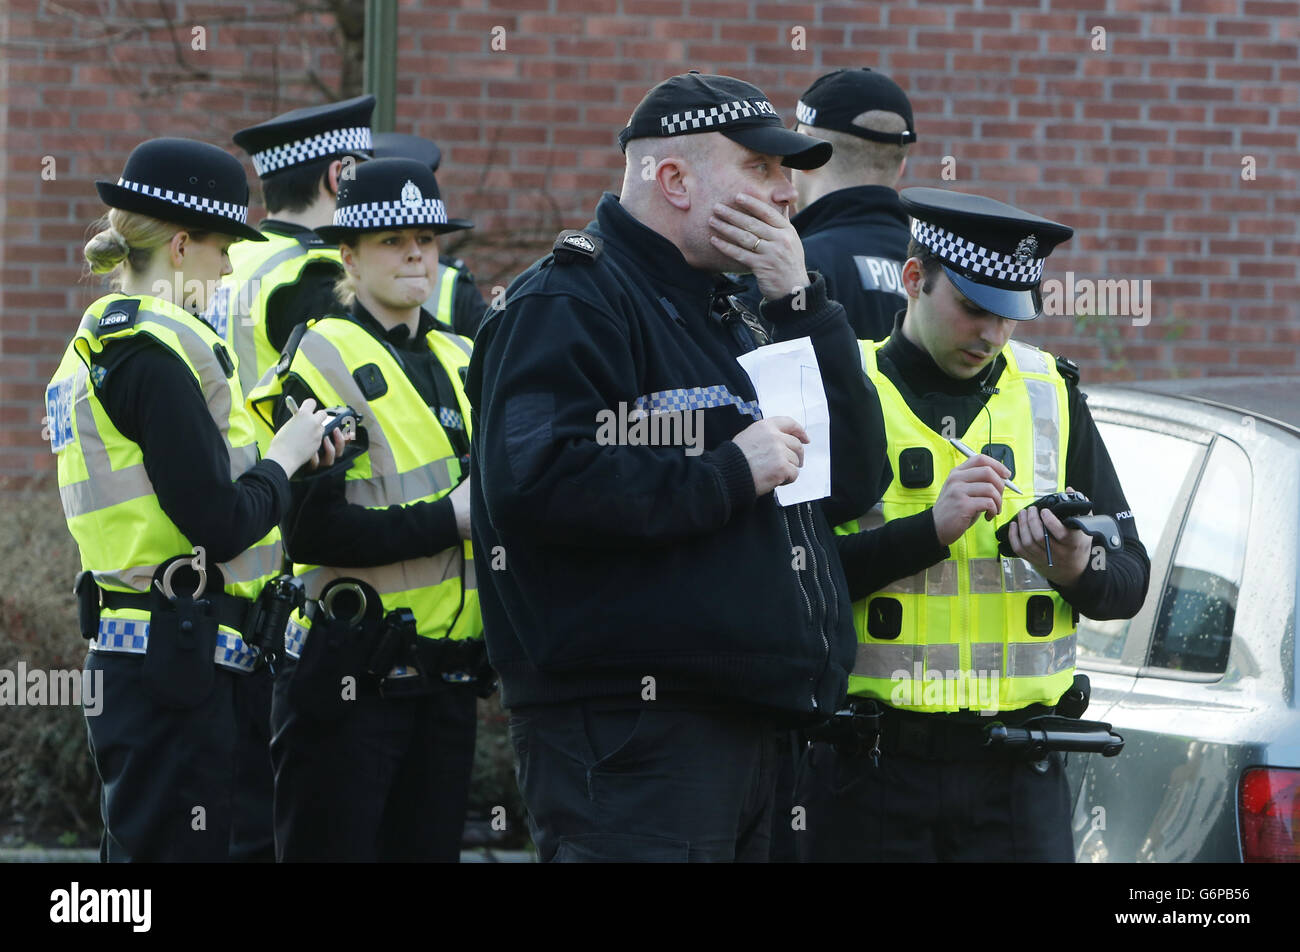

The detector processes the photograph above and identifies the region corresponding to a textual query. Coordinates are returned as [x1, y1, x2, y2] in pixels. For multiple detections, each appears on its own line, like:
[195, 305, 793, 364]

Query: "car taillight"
[1239, 767, 1300, 862]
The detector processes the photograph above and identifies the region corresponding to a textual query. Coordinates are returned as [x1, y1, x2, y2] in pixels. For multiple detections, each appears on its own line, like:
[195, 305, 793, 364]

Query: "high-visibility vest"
[46, 294, 281, 634]
[248, 315, 482, 643]
[424, 259, 460, 326]
[838, 337, 1075, 713]
[208, 230, 342, 409]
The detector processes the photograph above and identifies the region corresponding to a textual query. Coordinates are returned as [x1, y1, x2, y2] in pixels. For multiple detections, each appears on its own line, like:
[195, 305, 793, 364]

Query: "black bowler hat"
[95, 138, 267, 242]
[233, 95, 375, 180]
[901, 187, 1073, 321]
[618, 72, 832, 170]
[373, 132, 442, 172]
[795, 68, 917, 146]
[315, 158, 473, 243]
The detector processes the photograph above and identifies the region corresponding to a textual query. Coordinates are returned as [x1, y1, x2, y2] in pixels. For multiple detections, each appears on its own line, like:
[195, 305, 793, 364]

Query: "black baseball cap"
[95, 138, 267, 242]
[901, 187, 1073, 321]
[315, 158, 473, 243]
[796, 68, 916, 146]
[618, 72, 832, 170]
[234, 95, 375, 180]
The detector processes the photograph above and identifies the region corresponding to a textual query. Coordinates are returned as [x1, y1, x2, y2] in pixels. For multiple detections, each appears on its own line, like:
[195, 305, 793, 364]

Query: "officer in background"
[468, 72, 888, 862]
[209, 95, 374, 862]
[789, 68, 916, 341]
[49, 138, 337, 861]
[797, 188, 1151, 862]
[373, 133, 490, 338]
[248, 158, 484, 862]
[215, 95, 376, 405]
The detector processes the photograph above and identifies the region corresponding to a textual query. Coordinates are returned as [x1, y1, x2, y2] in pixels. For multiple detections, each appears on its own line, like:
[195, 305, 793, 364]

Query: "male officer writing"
[788, 68, 916, 341]
[797, 188, 1150, 862]
[467, 72, 888, 862]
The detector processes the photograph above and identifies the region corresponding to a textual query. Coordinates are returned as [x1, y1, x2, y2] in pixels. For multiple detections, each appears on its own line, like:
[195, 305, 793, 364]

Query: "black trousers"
[270, 656, 478, 862]
[85, 651, 239, 862]
[509, 702, 780, 862]
[793, 740, 1075, 862]
[229, 664, 275, 862]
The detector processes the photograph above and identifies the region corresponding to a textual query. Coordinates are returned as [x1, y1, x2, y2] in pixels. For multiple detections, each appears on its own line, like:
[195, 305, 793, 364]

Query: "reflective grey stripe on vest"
[969, 557, 1053, 593]
[298, 543, 476, 603]
[853, 636, 1072, 680]
[880, 560, 957, 596]
[1007, 340, 1062, 496]
[59, 363, 154, 519]
[853, 642, 960, 679]
[854, 502, 885, 530]
[1007, 633, 1076, 678]
[437, 329, 472, 359]
[344, 458, 459, 508]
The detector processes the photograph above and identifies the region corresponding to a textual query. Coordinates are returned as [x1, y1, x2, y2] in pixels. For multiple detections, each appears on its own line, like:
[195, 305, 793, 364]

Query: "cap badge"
[563, 233, 595, 253]
[1014, 235, 1039, 265]
[400, 180, 423, 208]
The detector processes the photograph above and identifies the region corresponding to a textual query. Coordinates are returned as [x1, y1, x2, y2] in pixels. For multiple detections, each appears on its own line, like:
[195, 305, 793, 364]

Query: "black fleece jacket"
[466, 193, 889, 718]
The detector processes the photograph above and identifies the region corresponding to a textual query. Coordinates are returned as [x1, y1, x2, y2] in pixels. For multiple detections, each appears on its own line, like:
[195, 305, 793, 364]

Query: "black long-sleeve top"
[94, 335, 289, 565]
[836, 313, 1150, 621]
[274, 303, 463, 569]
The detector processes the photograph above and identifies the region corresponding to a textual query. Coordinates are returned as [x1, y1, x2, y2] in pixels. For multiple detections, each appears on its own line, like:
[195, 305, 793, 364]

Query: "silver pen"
[948, 438, 1022, 495]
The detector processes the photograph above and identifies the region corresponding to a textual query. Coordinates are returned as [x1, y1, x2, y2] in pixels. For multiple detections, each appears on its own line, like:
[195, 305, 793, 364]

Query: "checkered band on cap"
[910, 218, 1045, 286]
[659, 99, 778, 135]
[331, 197, 448, 230]
[116, 178, 249, 225]
[250, 126, 372, 176]
[795, 100, 817, 125]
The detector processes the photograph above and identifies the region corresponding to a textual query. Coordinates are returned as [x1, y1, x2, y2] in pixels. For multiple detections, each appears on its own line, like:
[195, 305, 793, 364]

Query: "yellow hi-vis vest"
[424, 259, 461, 326]
[210, 230, 342, 414]
[46, 294, 282, 653]
[248, 315, 483, 644]
[837, 337, 1075, 714]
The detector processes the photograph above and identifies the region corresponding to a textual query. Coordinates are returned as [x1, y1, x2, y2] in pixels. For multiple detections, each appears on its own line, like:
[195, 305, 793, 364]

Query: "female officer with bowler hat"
[46, 137, 343, 861]
[249, 157, 485, 862]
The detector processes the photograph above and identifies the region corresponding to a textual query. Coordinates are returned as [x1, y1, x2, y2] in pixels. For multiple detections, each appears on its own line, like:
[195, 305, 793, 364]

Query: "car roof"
[1091, 376, 1300, 434]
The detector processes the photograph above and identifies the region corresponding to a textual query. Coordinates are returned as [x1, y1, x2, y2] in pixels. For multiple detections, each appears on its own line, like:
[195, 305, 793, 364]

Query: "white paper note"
[735, 336, 831, 506]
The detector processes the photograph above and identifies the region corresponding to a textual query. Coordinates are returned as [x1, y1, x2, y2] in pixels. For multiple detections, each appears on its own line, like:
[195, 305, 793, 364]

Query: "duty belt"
[87, 586, 260, 673]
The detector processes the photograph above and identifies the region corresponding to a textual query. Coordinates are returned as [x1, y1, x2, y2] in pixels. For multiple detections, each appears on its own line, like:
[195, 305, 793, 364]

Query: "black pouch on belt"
[288, 579, 379, 721]
[74, 571, 100, 641]
[142, 558, 220, 710]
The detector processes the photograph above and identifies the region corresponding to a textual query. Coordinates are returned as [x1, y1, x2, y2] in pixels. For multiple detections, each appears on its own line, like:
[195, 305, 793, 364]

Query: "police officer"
[47, 138, 339, 861]
[373, 133, 490, 338]
[248, 158, 484, 862]
[215, 94, 375, 862]
[789, 68, 916, 341]
[796, 187, 1152, 862]
[218, 95, 376, 404]
[467, 72, 889, 862]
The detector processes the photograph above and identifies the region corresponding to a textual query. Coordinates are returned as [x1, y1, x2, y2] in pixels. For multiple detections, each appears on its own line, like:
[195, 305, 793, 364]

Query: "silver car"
[1067, 375, 1300, 862]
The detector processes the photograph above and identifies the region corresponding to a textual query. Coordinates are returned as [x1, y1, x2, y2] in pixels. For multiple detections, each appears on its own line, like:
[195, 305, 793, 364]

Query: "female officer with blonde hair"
[47, 138, 343, 861]
[249, 157, 485, 862]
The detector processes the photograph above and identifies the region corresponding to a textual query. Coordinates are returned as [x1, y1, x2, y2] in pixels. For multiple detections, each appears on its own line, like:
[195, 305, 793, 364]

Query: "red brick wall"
[3, 0, 1298, 486]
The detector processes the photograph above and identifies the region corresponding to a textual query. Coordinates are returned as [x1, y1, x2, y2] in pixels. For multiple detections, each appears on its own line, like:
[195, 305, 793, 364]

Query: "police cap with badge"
[315, 157, 473, 243]
[901, 187, 1074, 320]
[795, 67, 917, 146]
[233, 94, 376, 180]
[618, 71, 833, 170]
[95, 137, 267, 243]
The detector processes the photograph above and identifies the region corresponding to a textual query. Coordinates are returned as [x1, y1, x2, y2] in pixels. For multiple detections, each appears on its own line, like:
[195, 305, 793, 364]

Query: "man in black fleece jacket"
[466, 73, 888, 862]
